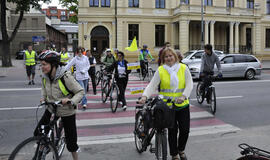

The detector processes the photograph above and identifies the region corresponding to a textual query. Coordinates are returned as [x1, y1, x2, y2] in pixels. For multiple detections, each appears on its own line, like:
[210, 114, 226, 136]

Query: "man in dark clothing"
[87, 50, 97, 95]
[158, 42, 171, 66]
[200, 44, 222, 103]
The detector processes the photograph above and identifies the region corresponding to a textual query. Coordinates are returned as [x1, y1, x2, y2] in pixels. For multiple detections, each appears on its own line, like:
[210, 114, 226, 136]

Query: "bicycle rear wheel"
[236, 155, 270, 160]
[196, 82, 204, 104]
[95, 71, 101, 86]
[134, 111, 145, 153]
[101, 82, 108, 103]
[110, 84, 119, 113]
[155, 130, 167, 160]
[209, 87, 217, 114]
[9, 136, 59, 160]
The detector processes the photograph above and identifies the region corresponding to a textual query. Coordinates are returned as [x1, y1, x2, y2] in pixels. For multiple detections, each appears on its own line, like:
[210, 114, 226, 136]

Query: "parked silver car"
[182, 50, 224, 66]
[188, 54, 262, 80]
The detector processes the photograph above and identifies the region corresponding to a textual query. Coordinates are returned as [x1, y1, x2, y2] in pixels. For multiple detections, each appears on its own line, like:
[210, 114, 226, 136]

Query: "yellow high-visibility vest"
[42, 78, 70, 96]
[158, 63, 189, 108]
[25, 50, 36, 66]
[61, 52, 69, 63]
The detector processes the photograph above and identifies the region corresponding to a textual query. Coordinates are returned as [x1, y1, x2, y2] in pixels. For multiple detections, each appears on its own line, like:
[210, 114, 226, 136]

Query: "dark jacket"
[107, 59, 131, 79]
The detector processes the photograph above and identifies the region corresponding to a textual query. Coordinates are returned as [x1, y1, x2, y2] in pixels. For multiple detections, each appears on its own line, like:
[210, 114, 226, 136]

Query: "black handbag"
[153, 100, 175, 129]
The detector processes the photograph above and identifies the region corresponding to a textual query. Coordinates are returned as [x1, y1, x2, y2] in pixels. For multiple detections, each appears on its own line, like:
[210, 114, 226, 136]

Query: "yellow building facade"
[78, 0, 270, 62]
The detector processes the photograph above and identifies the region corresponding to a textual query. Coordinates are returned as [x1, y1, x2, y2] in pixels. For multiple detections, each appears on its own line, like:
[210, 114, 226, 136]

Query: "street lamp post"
[201, 0, 204, 49]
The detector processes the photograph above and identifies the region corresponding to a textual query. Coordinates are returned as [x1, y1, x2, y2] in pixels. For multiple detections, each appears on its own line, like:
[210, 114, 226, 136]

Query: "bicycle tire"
[110, 84, 119, 113]
[101, 82, 108, 103]
[134, 111, 145, 153]
[196, 82, 204, 104]
[209, 87, 216, 114]
[56, 121, 65, 158]
[236, 155, 270, 160]
[147, 68, 153, 82]
[155, 131, 167, 160]
[96, 71, 101, 86]
[9, 136, 59, 160]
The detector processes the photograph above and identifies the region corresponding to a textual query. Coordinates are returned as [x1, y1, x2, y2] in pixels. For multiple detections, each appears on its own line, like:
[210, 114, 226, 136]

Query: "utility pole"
[201, 0, 204, 49]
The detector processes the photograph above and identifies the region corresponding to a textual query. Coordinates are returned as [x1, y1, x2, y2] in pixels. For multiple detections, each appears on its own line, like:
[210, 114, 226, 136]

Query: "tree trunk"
[1, 40, 12, 67]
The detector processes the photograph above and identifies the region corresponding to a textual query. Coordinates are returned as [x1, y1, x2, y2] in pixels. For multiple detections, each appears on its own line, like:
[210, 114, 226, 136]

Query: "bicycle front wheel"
[134, 111, 145, 153]
[110, 84, 119, 113]
[9, 136, 59, 160]
[209, 87, 217, 114]
[155, 130, 167, 160]
[196, 82, 204, 104]
[56, 121, 65, 158]
[95, 71, 101, 86]
[101, 82, 108, 103]
[147, 68, 153, 82]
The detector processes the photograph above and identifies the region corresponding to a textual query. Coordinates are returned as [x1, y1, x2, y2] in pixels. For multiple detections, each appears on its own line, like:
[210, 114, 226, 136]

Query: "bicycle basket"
[153, 100, 175, 129]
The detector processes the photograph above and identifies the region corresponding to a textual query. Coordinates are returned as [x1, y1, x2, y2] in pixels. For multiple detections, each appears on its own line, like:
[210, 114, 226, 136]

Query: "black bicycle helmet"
[39, 50, 60, 65]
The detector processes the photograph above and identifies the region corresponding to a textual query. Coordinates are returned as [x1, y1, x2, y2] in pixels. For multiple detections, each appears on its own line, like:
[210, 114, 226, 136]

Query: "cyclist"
[35, 50, 84, 160]
[138, 47, 193, 160]
[200, 44, 222, 103]
[139, 45, 154, 78]
[102, 48, 116, 68]
[106, 51, 131, 111]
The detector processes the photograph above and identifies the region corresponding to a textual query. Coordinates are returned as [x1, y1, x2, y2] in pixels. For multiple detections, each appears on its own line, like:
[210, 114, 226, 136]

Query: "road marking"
[0, 106, 39, 111]
[0, 88, 41, 91]
[76, 111, 213, 127]
[77, 124, 240, 145]
[190, 95, 243, 101]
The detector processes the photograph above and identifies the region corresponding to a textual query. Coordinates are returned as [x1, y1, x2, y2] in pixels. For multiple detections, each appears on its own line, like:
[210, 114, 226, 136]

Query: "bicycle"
[8, 101, 73, 160]
[237, 143, 270, 160]
[140, 60, 154, 82]
[196, 74, 217, 114]
[134, 96, 168, 160]
[101, 72, 120, 113]
[95, 65, 105, 86]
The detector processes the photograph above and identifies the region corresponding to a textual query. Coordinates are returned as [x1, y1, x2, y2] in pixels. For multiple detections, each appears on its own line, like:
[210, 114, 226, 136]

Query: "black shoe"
[94, 91, 97, 95]
[31, 80, 35, 85]
[179, 152, 187, 160]
[28, 81, 31, 85]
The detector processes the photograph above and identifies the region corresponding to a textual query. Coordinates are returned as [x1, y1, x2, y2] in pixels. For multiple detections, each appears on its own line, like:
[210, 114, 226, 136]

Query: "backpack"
[153, 100, 175, 129]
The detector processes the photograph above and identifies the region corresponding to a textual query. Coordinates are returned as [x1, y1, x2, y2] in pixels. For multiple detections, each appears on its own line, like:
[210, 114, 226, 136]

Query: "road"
[1, 62, 270, 159]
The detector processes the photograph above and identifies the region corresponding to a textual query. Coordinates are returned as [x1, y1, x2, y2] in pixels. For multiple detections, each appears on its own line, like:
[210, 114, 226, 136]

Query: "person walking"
[24, 45, 38, 85]
[36, 50, 84, 160]
[106, 51, 131, 111]
[138, 47, 193, 160]
[65, 47, 90, 110]
[102, 48, 116, 69]
[60, 47, 69, 64]
[87, 50, 97, 95]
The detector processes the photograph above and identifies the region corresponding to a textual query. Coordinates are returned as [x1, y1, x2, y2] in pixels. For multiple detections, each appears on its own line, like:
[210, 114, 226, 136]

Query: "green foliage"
[59, 0, 78, 23]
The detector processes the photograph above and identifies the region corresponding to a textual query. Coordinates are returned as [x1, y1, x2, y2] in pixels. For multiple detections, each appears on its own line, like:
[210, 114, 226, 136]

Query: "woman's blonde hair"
[160, 47, 179, 65]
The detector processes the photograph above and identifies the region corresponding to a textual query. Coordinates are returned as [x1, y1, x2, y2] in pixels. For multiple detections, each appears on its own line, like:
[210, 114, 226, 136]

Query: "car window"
[222, 56, 234, 64]
[234, 55, 246, 63]
[192, 52, 204, 59]
[246, 55, 258, 62]
[214, 51, 222, 56]
[184, 51, 194, 58]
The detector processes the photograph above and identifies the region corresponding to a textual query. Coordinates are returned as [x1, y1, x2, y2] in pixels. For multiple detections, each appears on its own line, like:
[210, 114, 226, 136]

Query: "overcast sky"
[40, 0, 66, 9]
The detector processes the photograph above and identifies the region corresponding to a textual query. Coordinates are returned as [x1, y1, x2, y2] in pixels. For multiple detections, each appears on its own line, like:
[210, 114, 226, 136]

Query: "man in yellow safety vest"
[24, 45, 38, 85]
[60, 47, 69, 64]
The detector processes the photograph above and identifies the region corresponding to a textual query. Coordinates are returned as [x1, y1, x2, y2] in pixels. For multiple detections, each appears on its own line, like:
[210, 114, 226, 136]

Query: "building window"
[156, 0, 165, 8]
[266, 29, 270, 48]
[61, 11, 66, 15]
[204, 0, 212, 6]
[155, 25, 165, 47]
[247, 0, 254, 9]
[267, 0, 270, 14]
[61, 16, 67, 20]
[50, 9, 57, 14]
[51, 16, 58, 19]
[227, 0, 234, 7]
[101, 0, 110, 7]
[128, 24, 139, 45]
[180, 0, 189, 4]
[89, 0, 99, 7]
[129, 0, 139, 8]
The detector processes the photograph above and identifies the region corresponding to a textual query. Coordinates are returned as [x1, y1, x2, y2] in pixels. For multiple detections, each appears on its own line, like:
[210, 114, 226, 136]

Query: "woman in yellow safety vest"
[138, 47, 193, 160]
[36, 50, 84, 160]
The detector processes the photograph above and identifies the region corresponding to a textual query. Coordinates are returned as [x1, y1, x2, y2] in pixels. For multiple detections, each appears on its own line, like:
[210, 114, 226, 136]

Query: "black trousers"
[88, 70, 96, 94]
[168, 106, 190, 156]
[116, 77, 128, 106]
[34, 110, 79, 152]
[140, 60, 148, 77]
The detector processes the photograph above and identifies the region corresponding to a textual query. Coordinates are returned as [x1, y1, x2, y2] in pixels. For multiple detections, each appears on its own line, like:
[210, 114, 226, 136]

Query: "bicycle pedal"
[149, 147, 156, 153]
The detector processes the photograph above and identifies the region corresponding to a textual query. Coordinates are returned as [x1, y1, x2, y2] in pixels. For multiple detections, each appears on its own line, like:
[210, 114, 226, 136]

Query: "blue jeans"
[77, 79, 88, 105]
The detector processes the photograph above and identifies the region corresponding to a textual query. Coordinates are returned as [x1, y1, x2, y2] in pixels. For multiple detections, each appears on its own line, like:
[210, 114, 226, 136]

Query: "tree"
[0, 0, 48, 67]
[59, 0, 78, 24]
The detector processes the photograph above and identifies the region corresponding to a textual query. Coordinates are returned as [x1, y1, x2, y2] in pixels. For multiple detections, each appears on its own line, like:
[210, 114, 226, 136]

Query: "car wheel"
[245, 69, 255, 80]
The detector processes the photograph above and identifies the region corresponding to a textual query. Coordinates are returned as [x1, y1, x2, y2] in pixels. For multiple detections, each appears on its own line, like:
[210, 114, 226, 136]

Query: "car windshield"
[184, 51, 194, 58]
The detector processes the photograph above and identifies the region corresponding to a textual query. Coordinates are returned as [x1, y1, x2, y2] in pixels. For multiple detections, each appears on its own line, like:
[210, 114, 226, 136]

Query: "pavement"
[1, 59, 270, 160]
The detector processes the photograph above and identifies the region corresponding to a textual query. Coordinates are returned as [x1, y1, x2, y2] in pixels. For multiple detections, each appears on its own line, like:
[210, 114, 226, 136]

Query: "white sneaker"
[82, 104, 87, 110]
[122, 105, 127, 111]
